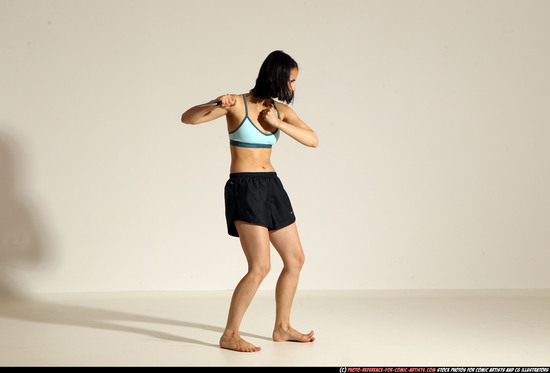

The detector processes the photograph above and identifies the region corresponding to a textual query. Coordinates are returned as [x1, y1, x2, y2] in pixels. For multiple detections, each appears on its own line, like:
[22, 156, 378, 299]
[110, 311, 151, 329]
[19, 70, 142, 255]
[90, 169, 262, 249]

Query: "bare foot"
[220, 333, 261, 352]
[273, 326, 315, 343]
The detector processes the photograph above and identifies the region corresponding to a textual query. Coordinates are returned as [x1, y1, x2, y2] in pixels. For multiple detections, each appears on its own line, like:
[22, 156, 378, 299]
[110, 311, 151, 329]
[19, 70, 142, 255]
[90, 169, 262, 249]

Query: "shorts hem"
[227, 216, 296, 238]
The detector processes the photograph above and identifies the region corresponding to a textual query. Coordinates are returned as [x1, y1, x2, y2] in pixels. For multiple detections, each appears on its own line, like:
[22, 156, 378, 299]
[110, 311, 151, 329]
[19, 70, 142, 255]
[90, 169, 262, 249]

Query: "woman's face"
[289, 68, 298, 93]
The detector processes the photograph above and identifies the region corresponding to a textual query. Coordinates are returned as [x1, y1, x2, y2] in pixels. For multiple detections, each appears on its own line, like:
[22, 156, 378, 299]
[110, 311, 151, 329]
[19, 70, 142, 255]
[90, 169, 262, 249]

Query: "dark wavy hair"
[250, 50, 298, 104]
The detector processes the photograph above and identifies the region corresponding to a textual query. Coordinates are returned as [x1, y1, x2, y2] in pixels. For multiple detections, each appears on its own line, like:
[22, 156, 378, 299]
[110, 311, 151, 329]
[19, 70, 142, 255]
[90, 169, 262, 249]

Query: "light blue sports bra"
[229, 94, 280, 148]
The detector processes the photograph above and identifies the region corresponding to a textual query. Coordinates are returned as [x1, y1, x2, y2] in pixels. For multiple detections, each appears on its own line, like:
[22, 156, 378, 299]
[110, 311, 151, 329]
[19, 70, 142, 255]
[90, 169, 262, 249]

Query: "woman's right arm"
[181, 94, 236, 125]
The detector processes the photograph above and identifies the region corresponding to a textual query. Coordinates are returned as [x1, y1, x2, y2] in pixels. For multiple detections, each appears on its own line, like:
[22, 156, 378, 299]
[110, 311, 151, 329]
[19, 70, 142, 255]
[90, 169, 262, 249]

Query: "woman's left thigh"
[269, 223, 305, 268]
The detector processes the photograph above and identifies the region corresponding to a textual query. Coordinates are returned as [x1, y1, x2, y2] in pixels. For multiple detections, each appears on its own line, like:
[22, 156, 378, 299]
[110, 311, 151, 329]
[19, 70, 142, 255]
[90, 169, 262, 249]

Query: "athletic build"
[181, 51, 318, 352]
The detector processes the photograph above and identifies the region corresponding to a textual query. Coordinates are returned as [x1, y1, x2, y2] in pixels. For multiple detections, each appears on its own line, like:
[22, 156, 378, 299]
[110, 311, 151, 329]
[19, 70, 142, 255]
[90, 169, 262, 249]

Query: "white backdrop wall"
[1, 0, 549, 293]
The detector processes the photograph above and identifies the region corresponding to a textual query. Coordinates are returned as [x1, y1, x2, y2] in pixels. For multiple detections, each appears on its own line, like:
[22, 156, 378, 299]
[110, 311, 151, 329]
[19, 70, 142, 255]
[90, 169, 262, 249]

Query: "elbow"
[310, 134, 319, 148]
[181, 114, 195, 125]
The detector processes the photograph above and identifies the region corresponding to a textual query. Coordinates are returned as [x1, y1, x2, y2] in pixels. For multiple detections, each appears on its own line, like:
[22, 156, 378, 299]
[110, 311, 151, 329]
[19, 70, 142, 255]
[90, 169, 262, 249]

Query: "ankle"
[274, 322, 291, 332]
[222, 329, 240, 338]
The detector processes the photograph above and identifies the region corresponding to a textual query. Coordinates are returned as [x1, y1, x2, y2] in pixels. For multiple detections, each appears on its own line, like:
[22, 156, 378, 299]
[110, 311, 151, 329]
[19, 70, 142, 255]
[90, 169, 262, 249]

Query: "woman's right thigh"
[235, 220, 271, 275]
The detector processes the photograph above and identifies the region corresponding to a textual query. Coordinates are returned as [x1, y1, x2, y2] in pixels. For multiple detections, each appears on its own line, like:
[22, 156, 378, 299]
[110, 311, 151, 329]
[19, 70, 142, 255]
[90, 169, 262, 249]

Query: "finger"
[221, 95, 236, 107]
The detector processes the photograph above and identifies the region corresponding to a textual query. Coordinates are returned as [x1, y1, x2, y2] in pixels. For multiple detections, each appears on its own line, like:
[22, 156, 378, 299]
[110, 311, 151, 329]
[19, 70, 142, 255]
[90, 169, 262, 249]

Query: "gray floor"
[0, 290, 549, 367]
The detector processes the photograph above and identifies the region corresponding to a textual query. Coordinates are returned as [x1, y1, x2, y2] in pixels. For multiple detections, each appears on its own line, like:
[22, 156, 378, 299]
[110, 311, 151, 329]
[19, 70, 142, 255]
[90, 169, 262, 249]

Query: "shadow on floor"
[0, 131, 52, 294]
[0, 294, 271, 349]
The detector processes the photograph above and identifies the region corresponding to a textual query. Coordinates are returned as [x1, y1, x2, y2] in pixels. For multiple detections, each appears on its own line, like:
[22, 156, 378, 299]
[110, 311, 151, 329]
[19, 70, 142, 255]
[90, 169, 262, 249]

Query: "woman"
[181, 50, 318, 352]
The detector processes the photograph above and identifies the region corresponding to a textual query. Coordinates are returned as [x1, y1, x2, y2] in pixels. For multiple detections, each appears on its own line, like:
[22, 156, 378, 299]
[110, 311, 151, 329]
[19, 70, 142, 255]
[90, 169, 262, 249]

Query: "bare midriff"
[229, 145, 276, 174]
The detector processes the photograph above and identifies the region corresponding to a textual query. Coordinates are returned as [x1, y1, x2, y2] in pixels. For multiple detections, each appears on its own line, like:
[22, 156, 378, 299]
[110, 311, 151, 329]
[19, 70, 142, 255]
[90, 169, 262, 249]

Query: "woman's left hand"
[260, 106, 280, 128]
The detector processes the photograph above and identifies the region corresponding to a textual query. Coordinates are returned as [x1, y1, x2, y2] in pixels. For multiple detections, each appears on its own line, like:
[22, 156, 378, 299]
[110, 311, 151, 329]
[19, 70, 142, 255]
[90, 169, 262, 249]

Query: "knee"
[296, 252, 305, 270]
[287, 251, 305, 272]
[249, 262, 271, 280]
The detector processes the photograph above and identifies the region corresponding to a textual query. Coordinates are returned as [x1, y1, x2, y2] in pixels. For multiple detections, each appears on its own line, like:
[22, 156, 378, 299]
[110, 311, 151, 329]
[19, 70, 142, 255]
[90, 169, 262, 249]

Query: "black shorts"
[224, 172, 296, 237]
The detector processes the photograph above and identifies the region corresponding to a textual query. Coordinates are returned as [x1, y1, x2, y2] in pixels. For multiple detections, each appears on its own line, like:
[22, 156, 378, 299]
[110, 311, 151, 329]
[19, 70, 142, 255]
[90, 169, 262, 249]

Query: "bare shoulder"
[273, 101, 314, 131]
[273, 101, 296, 120]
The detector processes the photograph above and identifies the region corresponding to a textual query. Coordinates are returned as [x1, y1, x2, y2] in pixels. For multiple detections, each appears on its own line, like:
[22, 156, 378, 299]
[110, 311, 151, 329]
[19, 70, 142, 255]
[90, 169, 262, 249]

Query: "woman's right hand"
[215, 94, 237, 108]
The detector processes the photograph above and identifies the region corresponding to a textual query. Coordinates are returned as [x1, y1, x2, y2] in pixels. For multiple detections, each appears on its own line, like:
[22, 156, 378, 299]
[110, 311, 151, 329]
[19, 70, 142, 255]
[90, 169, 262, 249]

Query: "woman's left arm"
[262, 105, 319, 148]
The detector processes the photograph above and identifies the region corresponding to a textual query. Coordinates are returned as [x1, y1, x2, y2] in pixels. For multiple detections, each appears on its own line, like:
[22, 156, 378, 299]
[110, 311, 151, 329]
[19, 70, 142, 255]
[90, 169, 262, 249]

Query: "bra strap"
[242, 94, 249, 116]
[272, 100, 280, 119]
